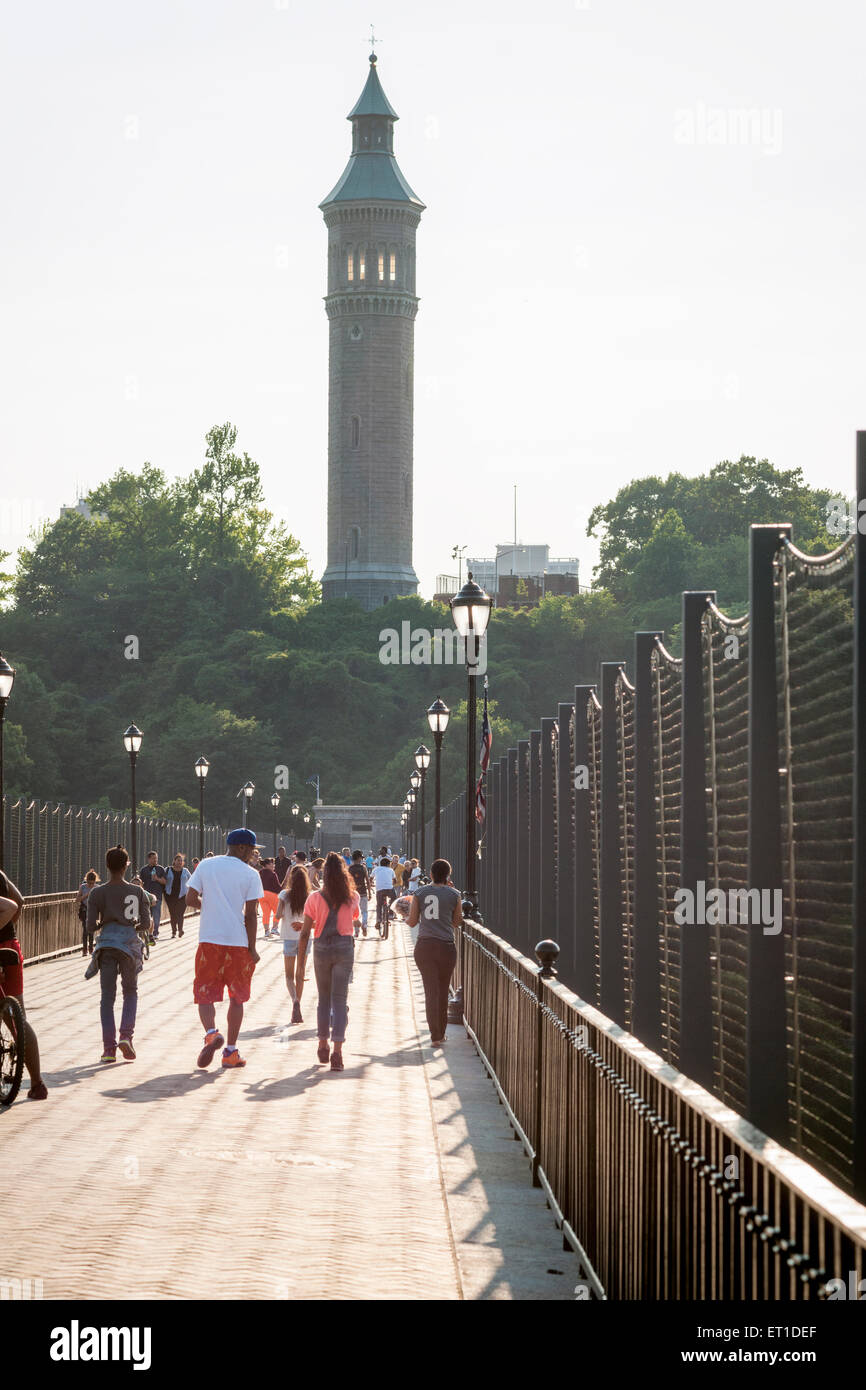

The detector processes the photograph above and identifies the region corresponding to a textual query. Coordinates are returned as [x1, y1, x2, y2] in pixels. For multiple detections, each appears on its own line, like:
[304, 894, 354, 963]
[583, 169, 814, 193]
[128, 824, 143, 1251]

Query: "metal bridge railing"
[1, 800, 228, 895]
[433, 433, 866, 1206]
[454, 919, 866, 1300]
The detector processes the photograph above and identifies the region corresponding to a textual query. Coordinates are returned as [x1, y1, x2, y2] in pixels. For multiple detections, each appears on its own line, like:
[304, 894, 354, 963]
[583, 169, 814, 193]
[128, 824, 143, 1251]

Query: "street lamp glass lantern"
[271, 792, 280, 808]
[407, 788, 416, 804]
[0, 652, 15, 701]
[414, 744, 431, 771]
[303, 813, 310, 824]
[123, 723, 143, 755]
[427, 697, 450, 735]
[194, 756, 210, 780]
[450, 573, 493, 640]
[291, 802, 299, 815]
[409, 769, 421, 789]
[242, 781, 255, 800]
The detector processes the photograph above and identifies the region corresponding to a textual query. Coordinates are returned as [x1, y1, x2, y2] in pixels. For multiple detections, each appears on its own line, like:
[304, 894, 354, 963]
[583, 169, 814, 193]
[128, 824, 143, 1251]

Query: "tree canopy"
[0, 437, 838, 829]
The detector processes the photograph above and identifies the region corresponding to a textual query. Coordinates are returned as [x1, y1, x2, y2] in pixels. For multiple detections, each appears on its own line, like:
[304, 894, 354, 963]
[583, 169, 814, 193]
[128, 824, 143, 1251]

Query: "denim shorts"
[282, 937, 311, 958]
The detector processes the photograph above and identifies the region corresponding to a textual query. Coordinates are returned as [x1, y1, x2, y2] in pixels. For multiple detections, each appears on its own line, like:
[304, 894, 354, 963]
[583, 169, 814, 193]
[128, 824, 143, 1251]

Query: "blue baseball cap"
[226, 827, 257, 846]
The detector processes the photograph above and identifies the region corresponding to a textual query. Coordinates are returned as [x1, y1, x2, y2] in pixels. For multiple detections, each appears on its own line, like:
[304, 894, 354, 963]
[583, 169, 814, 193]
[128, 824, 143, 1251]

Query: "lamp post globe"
[194, 756, 210, 860]
[123, 724, 144, 875]
[270, 791, 280, 856]
[0, 652, 16, 871]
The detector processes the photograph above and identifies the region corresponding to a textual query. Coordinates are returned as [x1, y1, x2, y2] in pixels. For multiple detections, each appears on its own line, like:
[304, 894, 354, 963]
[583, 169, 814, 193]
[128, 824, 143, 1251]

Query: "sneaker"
[118, 1037, 136, 1060]
[100, 1049, 117, 1063]
[291, 1001, 303, 1025]
[362, 927, 367, 937]
[196, 1029, 225, 1068]
[221, 1047, 246, 1068]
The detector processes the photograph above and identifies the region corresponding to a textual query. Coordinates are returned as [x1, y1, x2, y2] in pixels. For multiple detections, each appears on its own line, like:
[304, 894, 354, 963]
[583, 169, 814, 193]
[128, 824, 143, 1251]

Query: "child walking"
[85, 845, 148, 1062]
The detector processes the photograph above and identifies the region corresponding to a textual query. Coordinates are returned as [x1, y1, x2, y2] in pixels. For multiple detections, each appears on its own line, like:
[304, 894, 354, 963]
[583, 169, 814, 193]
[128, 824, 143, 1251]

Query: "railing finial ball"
[535, 938, 560, 978]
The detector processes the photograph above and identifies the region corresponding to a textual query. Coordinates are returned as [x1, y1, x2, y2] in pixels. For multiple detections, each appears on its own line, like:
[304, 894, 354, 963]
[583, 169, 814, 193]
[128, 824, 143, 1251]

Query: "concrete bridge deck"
[3, 916, 575, 1301]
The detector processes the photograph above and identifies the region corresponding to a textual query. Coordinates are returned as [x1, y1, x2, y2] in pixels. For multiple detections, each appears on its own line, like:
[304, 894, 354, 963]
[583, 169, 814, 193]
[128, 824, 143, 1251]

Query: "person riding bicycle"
[85, 845, 148, 1063]
[0, 872, 48, 1099]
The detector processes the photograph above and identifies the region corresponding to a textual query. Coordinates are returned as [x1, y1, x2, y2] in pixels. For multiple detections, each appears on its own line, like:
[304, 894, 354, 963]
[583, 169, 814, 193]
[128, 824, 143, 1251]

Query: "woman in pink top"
[300, 852, 359, 1072]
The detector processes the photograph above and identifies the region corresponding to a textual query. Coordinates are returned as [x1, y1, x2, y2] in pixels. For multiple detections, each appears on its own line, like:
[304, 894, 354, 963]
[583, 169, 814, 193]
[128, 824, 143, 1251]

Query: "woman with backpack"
[298, 852, 360, 1071]
[75, 870, 100, 956]
[84, 845, 150, 1063]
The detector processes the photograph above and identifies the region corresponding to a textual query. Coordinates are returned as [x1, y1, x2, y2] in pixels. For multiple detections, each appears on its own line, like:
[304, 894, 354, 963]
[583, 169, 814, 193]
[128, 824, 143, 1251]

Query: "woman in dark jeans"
[299, 852, 360, 1071]
[408, 858, 463, 1048]
[164, 853, 191, 938]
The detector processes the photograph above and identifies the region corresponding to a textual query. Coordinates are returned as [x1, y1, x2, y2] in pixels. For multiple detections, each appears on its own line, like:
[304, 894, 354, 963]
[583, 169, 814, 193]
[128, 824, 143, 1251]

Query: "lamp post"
[271, 792, 280, 856]
[409, 769, 421, 867]
[450, 572, 493, 913]
[407, 786, 417, 862]
[414, 745, 431, 872]
[315, 819, 322, 855]
[123, 724, 143, 876]
[194, 756, 210, 860]
[291, 802, 299, 854]
[427, 698, 450, 864]
[303, 812, 310, 854]
[0, 653, 16, 872]
[240, 781, 254, 829]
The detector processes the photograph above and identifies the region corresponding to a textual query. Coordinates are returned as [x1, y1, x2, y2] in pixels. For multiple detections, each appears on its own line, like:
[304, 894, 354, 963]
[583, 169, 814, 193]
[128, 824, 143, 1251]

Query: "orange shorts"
[193, 942, 256, 1004]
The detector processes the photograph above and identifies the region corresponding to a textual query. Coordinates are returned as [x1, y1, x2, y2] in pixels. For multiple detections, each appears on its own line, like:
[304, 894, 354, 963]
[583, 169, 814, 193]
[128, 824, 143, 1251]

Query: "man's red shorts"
[0, 938, 24, 996]
[193, 943, 256, 1004]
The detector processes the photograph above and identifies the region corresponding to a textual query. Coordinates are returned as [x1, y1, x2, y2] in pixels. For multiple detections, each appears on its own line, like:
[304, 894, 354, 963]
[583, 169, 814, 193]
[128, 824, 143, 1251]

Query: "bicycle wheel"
[0, 995, 26, 1106]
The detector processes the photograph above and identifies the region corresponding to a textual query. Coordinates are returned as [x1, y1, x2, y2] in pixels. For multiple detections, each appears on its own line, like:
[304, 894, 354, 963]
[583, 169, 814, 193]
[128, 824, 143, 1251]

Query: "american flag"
[479, 677, 492, 773]
[475, 774, 486, 825]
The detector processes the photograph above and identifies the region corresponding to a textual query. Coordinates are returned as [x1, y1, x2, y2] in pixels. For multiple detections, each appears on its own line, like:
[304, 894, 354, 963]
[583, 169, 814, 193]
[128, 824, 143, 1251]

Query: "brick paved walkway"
[3, 915, 575, 1300]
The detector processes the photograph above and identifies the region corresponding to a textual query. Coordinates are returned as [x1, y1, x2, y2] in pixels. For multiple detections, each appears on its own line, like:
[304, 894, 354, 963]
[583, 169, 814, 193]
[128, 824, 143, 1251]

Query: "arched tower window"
[347, 250, 354, 282]
[389, 251, 397, 283]
[378, 250, 385, 283]
[348, 525, 360, 560]
[350, 416, 360, 450]
[359, 251, 366, 282]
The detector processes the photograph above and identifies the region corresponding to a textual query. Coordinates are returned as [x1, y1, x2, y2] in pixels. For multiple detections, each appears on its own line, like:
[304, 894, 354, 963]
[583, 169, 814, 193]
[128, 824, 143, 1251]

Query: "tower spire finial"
[367, 23, 379, 63]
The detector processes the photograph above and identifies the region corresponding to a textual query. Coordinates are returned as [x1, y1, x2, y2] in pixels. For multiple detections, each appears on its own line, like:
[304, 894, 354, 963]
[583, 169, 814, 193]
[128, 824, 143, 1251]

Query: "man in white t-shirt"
[372, 856, 395, 937]
[185, 828, 262, 1070]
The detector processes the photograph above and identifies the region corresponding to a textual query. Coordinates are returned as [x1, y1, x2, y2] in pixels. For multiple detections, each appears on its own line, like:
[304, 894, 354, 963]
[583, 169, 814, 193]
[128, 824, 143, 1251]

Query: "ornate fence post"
[853, 433, 866, 1199]
[600, 662, 625, 1025]
[556, 702, 576, 987]
[633, 633, 663, 1051]
[747, 523, 792, 1142]
[680, 592, 715, 1090]
[532, 938, 560, 1187]
[573, 686, 596, 1003]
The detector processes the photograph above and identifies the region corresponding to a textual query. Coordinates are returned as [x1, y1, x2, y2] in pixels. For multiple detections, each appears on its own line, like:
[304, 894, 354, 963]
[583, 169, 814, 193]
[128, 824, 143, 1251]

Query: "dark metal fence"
[432, 435, 866, 1204]
[451, 918, 866, 1299]
[1, 798, 227, 896]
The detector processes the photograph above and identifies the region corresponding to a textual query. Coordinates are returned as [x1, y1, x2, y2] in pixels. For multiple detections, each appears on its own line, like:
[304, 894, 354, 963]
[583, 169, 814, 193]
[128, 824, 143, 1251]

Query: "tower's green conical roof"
[347, 58, 399, 120]
[320, 56, 424, 211]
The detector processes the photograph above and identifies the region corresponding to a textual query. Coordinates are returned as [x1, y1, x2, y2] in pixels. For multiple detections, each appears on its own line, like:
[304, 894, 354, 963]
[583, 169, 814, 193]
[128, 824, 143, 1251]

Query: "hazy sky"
[2, 0, 864, 596]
